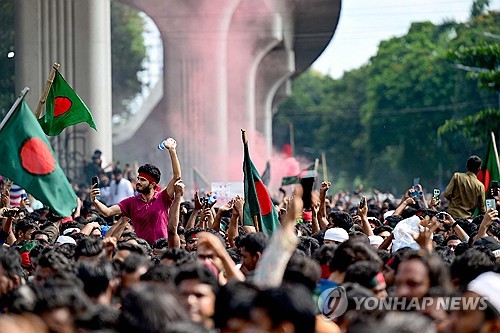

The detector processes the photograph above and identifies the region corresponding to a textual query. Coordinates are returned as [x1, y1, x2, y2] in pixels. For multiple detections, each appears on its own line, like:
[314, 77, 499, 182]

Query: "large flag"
[281, 162, 316, 186]
[38, 69, 97, 136]
[0, 89, 77, 217]
[478, 132, 500, 192]
[242, 131, 280, 237]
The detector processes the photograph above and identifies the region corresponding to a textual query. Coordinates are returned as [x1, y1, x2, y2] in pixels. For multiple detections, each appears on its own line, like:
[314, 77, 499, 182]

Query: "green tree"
[111, 0, 147, 117]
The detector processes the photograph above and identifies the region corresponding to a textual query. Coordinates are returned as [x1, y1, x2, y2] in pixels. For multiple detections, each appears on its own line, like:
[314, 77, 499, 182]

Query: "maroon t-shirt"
[118, 190, 173, 244]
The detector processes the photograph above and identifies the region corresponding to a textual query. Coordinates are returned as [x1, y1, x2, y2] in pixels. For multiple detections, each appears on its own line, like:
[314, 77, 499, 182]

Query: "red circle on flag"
[20, 138, 56, 175]
[255, 181, 273, 215]
[54, 97, 72, 117]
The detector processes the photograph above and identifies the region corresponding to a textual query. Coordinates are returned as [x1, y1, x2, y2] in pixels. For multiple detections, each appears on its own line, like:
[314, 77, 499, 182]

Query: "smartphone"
[486, 199, 496, 211]
[91, 176, 99, 188]
[411, 178, 423, 198]
[360, 196, 366, 208]
[433, 189, 440, 199]
[437, 212, 446, 220]
[491, 181, 499, 196]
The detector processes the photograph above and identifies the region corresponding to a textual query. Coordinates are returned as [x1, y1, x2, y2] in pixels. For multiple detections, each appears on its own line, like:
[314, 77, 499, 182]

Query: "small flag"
[242, 131, 280, 237]
[281, 162, 316, 186]
[0, 89, 77, 216]
[193, 167, 209, 194]
[38, 69, 97, 136]
[260, 161, 271, 186]
[478, 132, 500, 192]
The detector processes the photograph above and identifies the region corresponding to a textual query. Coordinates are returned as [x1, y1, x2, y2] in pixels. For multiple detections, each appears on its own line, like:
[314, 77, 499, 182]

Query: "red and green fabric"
[478, 135, 500, 192]
[243, 141, 280, 237]
[281, 163, 316, 186]
[38, 70, 97, 136]
[0, 97, 77, 216]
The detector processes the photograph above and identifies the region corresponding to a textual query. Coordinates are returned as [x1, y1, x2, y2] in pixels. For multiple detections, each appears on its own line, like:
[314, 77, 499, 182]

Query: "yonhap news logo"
[317, 286, 348, 319]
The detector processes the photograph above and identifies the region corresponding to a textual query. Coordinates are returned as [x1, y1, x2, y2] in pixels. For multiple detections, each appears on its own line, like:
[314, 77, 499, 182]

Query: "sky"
[312, 0, 500, 79]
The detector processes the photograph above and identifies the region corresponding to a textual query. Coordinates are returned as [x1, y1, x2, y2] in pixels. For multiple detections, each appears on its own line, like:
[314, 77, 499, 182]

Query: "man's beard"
[136, 185, 152, 194]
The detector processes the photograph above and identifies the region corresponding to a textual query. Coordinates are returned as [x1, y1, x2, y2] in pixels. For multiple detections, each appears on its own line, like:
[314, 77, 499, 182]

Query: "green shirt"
[444, 171, 486, 219]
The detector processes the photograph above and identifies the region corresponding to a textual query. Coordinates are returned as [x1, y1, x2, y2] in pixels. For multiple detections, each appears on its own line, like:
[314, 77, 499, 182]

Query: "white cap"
[63, 227, 81, 235]
[324, 228, 349, 243]
[383, 210, 395, 220]
[468, 271, 500, 314]
[368, 235, 384, 247]
[56, 235, 76, 246]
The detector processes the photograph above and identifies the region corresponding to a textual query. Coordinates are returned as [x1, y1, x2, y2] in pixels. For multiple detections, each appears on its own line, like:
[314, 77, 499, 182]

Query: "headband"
[138, 172, 158, 184]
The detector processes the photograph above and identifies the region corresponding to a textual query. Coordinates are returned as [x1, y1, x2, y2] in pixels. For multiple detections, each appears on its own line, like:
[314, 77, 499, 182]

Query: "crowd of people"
[0, 139, 499, 333]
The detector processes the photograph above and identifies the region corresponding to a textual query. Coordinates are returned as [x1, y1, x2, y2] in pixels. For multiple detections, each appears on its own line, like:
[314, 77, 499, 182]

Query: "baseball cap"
[324, 228, 349, 243]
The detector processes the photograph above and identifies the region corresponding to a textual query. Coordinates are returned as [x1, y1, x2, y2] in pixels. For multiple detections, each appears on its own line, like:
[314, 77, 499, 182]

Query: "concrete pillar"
[120, 0, 240, 183]
[15, 0, 112, 179]
[255, 48, 295, 158]
[226, 0, 282, 165]
[73, 0, 113, 162]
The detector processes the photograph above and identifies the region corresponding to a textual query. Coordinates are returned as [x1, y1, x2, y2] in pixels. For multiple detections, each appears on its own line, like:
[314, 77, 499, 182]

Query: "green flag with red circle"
[478, 132, 500, 193]
[242, 134, 280, 237]
[0, 95, 77, 217]
[38, 70, 97, 136]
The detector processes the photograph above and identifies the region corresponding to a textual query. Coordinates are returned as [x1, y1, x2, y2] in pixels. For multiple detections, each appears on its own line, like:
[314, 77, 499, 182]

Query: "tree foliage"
[274, 10, 500, 194]
[111, 0, 147, 116]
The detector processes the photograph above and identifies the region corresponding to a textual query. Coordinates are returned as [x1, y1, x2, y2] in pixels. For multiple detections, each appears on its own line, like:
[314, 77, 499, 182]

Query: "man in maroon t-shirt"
[90, 139, 181, 245]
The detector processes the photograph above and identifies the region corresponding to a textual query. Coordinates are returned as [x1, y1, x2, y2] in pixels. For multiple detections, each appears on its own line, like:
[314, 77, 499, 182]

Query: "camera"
[3, 208, 19, 218]
[437, 212, 446, 221]
[201, 195, 217, 207]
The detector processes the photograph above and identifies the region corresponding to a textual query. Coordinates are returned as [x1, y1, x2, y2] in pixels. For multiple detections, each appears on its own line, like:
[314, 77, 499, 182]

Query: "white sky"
[312, 0, 500, 78]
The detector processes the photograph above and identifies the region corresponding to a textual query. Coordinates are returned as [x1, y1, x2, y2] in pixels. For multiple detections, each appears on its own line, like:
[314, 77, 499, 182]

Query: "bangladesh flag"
[0, 91, 77, 217]
[281, 163, 316, 186]
[242, 132, 280, 237]
[39, 69, 97, 136]
[478, 132, 500, 192]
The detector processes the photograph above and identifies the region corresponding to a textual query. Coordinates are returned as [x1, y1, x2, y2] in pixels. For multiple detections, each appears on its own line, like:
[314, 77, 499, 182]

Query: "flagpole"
[491, 132, 500, 175]
[321, 152, 328, 182]
[35, 63, 60, 119]
[0, 87, 30, 132]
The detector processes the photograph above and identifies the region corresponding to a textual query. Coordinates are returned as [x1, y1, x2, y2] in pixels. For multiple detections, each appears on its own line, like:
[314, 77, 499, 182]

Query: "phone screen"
[486, 199, 496, 211]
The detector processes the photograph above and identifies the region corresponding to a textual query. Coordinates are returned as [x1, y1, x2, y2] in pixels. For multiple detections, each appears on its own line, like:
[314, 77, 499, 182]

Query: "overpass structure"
[14, 0, 341, 185]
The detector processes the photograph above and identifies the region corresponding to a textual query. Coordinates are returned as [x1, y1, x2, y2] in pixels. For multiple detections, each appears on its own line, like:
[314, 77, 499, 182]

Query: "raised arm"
[168, 180, 183, 249]
[164, 139, 182, 198]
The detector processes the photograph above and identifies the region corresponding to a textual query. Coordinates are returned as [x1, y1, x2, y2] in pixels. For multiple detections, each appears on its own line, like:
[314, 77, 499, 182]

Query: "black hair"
[283, 252, 321, 292]
[329, 240, 382, 273]
[451, 248, 495, 290]
[165, 321, 210, 333]
[74, 237, 104, 261]
[14, 219, 39, 236]
[0, 248, 24, 283]
[328, 211, 354, 231]
[117, 283, 188, 333]
[344, 261, 381, 289]
[238, 232, 269, 255]
[161, 248, 191, 264]
[184, 227, 203, 241]
[252, 285, 316, 333]
[153, 238, 168, 249]
[122, 253, 150, 274]
[37, 250, 74, 275]
[137, 163, 161, 183]
[466, 155, 482, 173]
[174, 262, 219, 293]
[312, 243, 337, 266]
[117, 241, 147, 256]
[373, 226, 393, 235]
[77, 260, 116, 298]
[213, 281, 258, 329]
[297, 236, 320, 256]
[140, 264, 178, 286]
